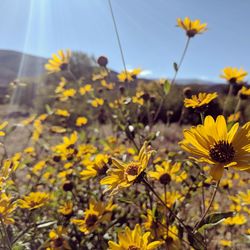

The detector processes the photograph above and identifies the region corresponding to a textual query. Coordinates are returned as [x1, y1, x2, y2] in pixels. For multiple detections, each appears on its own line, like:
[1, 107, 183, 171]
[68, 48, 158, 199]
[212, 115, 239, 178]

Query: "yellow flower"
[0, 121, 8, 136]
[71, 198, 116, 234]
[101, 79, 114, 90]
[21, 114, 36, 126]
[227, 112, 240, 123]
[76, 116, 88, 127]
[160, 191, 184, 208]
[32, 160, 46, 174]
[92, 70, 108, 81]
[79, 84, 93, 95]
[223, 214, 246, 226]
[180, 115, 250, 180]
[0, 193, 17, 224]
[0, 155, 21, 192]
[118, 68, 142, 82]
[24, 146, 36, 155]
[31, 114, 48, 141]
[220, 67, 248, 84]
[132, 91, 144, 105]
[55, 109, 70, 117]
[48, 226, 71, 250]
[19, 192, 51, 210]
[52, 131, 78, 160]
[238, 190, 250, 205]
[219, 239, 232, 247]
[50, 126, 67, 134]
[239, 86, 250, 97]
[32, 119, 43, 141]
[142, 209, 174, 241]
[148, 161, 186, 185]
[184, 92, 218, 109]
[100, 142, 154, 195]
[91, 98, 104, 107]
[55, 77, 67, 94]
[80, 154, 109, 180]
[45, 49, 71, 73]
[108, 224, 162, 250]
[58, 201, 73, 216]
[77, 144, 97, 156]
[60, 88, 76, 101]
[177, 17, 207, 37]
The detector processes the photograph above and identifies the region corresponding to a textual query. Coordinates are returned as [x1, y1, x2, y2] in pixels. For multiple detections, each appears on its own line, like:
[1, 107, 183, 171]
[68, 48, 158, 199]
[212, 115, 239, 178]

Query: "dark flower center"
[186, 29, 197, 37]
[60, 63, 68, 71]
[209, 140, 235, 163]
[126, 164, 139, 176]
[159, 173, 171, 185]
[128, 246, 139, 250]
[96, 164, 108, 175]
[229, 77, 237, 84]
[54, 238, 63, 247]
[85, 214, 98, 227]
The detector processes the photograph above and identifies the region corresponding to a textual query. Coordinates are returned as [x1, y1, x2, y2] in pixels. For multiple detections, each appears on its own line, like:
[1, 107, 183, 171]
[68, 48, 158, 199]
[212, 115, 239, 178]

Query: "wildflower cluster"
[0, 16, 249, 250]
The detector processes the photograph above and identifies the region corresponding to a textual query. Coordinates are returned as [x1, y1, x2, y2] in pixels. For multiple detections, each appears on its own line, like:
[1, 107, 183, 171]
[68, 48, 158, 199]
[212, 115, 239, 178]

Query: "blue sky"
[0, 0, 250, 81]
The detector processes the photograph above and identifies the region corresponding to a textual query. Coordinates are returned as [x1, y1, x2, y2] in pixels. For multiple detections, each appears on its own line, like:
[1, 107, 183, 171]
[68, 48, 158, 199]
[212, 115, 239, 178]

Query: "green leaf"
[197, 211, 234, 233]
[117, 198, 134, 204]
[45, 104, 53, 115]
[163, 79, 171, 95]
[199, 211, 234, 227]
[187, 231, 205, 250]
[173, 62, 178, 72]
[37, 220, 57, 228]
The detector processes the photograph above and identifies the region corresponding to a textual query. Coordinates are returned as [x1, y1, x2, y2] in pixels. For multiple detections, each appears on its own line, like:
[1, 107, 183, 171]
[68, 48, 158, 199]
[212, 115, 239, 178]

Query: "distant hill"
[0, 50, 47, 86]
[0, 49, 227, 93]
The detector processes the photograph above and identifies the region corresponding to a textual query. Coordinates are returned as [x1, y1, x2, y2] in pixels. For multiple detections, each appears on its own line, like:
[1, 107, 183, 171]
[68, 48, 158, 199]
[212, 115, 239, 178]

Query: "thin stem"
[201, 181, 205, 214]
[0, 218, 11, 250]
[171, 37, 190, 85]
[153, 37, 191, 122]
[142, 178, 188, 231]
[164, 184, 169, 249]
[234, 97, 241, 114]
[67, 66, 78, 82]
[193, 180, 220, 232]
[200, 112, 205, 124]
[157, 220, 191, 248]
[223, 84, 233, 116]
[143, 178, 206, 248]
[108, 0, 128, 77]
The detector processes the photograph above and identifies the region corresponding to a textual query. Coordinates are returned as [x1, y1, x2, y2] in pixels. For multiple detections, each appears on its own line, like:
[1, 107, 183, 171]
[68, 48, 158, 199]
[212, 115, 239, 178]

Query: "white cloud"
[140, 70, 153, 76]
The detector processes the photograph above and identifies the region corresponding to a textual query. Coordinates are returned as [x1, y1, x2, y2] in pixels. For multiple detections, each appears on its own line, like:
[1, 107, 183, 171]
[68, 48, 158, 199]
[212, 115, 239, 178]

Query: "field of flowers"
[0, 17, 250, 250]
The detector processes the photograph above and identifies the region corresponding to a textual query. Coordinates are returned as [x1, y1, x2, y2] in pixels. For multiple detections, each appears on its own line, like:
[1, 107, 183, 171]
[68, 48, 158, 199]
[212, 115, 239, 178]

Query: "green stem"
[0, 218, 11, 250]
[67, 67, 78, 82]
[143, 178, 188, 231]
[193, 180, 220, 232]
[108, 0, 128, 79]
[234, 97, 241, 114]
[223, 84, 233, 116]
[153, 37, 191, 122]
[171, 37, 191, 85]
[200, 112, 205, 124]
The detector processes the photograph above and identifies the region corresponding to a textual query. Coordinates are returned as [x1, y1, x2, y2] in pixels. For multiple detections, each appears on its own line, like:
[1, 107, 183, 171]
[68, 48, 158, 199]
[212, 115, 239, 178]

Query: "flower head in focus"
[177, 17, 207, 37]
[220, 67, 248, 84]
[180, 115, 250, 180]
[184, 92, 218, 109]
[101, 142, 154, 195]
[19, 192, 51, 210]
[45, 49, 71, 73]
[108, 224, 162, 250]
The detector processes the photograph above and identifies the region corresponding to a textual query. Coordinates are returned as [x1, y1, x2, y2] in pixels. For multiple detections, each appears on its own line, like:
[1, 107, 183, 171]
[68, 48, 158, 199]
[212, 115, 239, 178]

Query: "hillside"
[0, 50, 47, 86]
